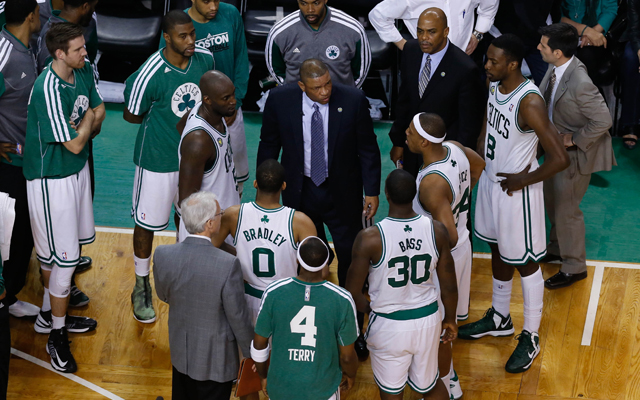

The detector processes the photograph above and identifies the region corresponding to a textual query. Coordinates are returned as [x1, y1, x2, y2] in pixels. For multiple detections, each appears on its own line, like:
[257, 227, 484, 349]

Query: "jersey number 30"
[387, 254, 432, 288]
[290, 306, 317, 347]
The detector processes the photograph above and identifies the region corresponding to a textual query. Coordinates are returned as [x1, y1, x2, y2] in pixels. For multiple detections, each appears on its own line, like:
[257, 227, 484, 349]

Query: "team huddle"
[2, 0, 578, 398]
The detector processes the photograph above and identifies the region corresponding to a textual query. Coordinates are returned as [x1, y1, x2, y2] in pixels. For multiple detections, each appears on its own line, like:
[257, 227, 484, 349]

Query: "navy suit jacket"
[257, 83, 381, 217]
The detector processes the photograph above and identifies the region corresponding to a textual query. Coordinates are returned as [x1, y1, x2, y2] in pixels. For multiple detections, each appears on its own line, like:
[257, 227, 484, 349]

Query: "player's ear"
[297, 80, 305, 93]
[253, 180, 258, 189]
[281, 181, 287, 191]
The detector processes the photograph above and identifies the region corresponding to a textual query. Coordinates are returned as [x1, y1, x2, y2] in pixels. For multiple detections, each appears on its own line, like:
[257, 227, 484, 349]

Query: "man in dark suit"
[153, 191, 253, 400]
[389, 7, 484, 177]
[257, 59, 381, 289]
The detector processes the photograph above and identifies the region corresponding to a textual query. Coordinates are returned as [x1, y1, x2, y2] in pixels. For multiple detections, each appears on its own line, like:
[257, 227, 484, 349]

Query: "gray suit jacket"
[540, 58, 616, 175]
[153, 236, 253, 382]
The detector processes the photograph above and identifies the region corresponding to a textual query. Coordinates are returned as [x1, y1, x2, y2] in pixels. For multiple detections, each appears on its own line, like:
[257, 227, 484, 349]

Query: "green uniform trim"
[351, 39, 362, 81]
[244, 282, 264, 298]
[407, 371, 440, 394]
[371, 224, 386, 269]
[494, 79, 530, 105]
[288, 209, 297, 250]
[270, 42, 287, 80]
[232, 203, 245, 246]
[515, 90, 541, 133]
[474, 229, 498, 244]
[375, 300, 438, 321]
[374, 375, 405, 395]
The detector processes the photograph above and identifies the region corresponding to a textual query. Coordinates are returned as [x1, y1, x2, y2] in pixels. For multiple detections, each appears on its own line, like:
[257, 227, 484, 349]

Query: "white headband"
[297, 236, 330, 272]
[413, 113, 446, 143]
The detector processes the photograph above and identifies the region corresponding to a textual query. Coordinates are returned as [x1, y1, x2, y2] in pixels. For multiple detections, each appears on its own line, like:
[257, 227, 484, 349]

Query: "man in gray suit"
[537, 23, 616, 289]
[153, 191, 253, 399]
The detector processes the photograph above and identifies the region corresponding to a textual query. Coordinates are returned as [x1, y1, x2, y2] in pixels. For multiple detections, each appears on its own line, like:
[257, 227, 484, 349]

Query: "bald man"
[176, 70, 240, 243]
[389, 7, 484, 178]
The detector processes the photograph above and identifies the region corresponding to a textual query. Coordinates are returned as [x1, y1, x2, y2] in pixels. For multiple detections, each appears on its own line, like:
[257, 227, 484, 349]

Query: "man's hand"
[465, 35, 479, 55]
[224, 108, 238, 126]
[261, 378, 268, 397]
[91, 125, 102, 139]
[0, 142, 18, 163]
[560, 133, 574, 148]
[582, 27, 606, 47]
[340, 374, 355, 394]
[78, 107, 95, 131]
[390, 146, 403, 168]
[394, 38, 407, 50]
[237, 181, 244, 198]
[496, 165, 531, 196]
[363, 196, 379, 220]
[441, 320, 458, 344]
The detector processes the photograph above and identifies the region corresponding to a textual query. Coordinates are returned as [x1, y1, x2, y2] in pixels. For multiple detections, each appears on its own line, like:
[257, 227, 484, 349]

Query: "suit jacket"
[153, 236, 253, 382]
[389, 40, 484, 150]
[257, 83, 381, 216]
[540, 58, 616, 175]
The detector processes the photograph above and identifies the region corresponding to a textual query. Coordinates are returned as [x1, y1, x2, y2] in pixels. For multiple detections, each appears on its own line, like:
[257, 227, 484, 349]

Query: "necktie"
[419, 55, 432, 98]
[310, 104, 326, 186]
[543, 69, 556, 108]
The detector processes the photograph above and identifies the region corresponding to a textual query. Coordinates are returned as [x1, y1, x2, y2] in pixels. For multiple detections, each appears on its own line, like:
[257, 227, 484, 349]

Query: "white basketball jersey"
[178, 102, 239, 210]
[413, 142, 471, 252]
[484, 79, 542, 182]
[368, 215, 440, 314]
[234, 202, 298, 293]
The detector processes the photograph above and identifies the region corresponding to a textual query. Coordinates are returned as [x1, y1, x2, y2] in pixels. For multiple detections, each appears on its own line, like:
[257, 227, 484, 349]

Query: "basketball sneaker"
[76, 256, 92, 273]
[47, 327, 77, 373]
[34, 310, 97, 334]
[449, 369, 462, 399]
[68, 276, 90, 307]
[457, 307, 514, 340]
[505, 330, 540, 373]
[132, 275, 156, 323]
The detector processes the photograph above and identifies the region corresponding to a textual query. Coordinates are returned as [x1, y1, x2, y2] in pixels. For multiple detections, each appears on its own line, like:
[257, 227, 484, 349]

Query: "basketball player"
[123, 10, 213, 323]
[406, 112, 485, 399]
[212, 159, 316, 323]
[346, 169, 457, 400]
[176, 70, 239, 243]
[458, 34, 569, 373]
[252, 237, 359, 400]
[23, 22, 104, 372]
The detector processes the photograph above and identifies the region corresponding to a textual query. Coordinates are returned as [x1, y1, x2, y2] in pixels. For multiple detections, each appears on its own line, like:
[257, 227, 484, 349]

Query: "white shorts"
[27, 162, 95, 267]
[452, 237, 472, 321]
[366, 307, 441, 395]
[228, 107, 248, 183]
[244, 292, 261, 326]
[474, 172, 546, 265]
[131, 166, 179, 231]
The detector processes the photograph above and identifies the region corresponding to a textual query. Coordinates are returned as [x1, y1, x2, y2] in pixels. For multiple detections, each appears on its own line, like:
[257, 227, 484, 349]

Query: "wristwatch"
[472, 29, 484, 41]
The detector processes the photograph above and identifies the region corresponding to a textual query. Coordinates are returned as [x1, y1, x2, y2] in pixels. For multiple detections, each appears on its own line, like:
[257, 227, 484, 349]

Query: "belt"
[375, 301, 438, 321]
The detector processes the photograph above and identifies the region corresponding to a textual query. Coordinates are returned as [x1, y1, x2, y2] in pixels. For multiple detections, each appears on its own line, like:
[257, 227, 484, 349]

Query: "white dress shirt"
[187, 234, 212, 243]
[302, 92, 329, 177]
[419, 39, 449, 82]
[547, 56, 574, 120]
[368, 0, 499, 50]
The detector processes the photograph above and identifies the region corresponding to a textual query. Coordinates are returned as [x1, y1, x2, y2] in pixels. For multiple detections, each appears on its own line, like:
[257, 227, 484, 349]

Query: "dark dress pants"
[172, 366, 233, 400]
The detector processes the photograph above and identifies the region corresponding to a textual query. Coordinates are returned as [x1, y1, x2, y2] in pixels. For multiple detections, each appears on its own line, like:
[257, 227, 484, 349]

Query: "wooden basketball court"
[7, 229, 640, 399]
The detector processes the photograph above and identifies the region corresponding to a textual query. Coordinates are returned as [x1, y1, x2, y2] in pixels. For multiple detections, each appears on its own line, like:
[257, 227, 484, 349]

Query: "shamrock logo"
[451, 160, 457, 167]
[404, 224, 412, 232]
[73, 106, 84, 125]
[178, 94, 196, 112]
[329, 49, 337, 57]
[261, 215, 269, 223]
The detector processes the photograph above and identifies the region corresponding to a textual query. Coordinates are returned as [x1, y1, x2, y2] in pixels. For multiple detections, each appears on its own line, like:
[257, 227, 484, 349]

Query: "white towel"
[0, 192, 16, 262]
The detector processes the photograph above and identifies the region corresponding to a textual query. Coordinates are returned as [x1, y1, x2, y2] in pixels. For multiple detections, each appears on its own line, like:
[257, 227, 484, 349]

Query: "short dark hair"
[491, 33, 525, 68]
[538, 23, 579, 58]
[5, 0, 38, 25]
[299, 237, 329, 269]
[299, 59, 329, 83]
[385, 169, 416, 205]
[256, 159, 286, 194]
[46, 22, 84, 59]
[63, 0, 92, 8]
[161, 10, 192, 34]
[418, 113, 447, 139]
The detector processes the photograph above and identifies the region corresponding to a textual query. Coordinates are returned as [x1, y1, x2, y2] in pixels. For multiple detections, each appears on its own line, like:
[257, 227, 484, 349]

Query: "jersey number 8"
[387, 254, 432, 288]
[290, 305, 317, 347]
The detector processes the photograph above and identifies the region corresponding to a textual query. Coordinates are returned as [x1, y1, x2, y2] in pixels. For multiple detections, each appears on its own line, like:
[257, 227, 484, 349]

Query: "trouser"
[621, 42, 640, 128]
[0, 299, 10, 399]
[0, 162, 33, 306]
[171, 366, 233, 400]
[544, 150, 591, 274]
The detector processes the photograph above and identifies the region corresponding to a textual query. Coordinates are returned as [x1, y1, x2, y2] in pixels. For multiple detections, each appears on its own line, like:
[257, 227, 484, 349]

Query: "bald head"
[299, 59, 329, 84]
[199, 70, 234, 98]
[419, 7, 448, 30]
[199, 70, 237, 118]
[416, 7, 449, 54]
[298, 58, 332, 105]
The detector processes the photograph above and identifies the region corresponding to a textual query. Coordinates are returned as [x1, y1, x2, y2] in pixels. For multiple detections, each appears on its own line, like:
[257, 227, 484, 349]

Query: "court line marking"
[581, 265, 605, 346]
[10, 348, 125, 400]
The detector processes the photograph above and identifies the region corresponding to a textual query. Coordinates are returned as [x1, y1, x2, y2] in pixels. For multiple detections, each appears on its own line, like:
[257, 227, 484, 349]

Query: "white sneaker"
[9, 300, 40, 318]
[449, 370, 463, 400]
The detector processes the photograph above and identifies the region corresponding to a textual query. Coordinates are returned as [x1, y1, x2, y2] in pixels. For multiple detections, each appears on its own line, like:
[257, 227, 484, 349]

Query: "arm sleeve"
[85, 62, 103, 107]
[336, 295, 359, 346]
[152, 252, 168, 303]
[35, 83, 78, 143]
[572, 80, 612, 152]
[355, 92, 381, 197]
[36, 34, 51, 74]
[352, 28, 371, 89]
[475, 0, 500, 33]
[368, 0, 407, 44]
[0, 72, 5, 98]
[630, 0, 640, 54]
[124, 68, 153, 116]
[233, 10, 250, 104]
[256, 92, 283, 166]
[597, 0, 618, 33]
[456, 65, 485, 148]
[222, 258, 254, 356]
[266, 30, 287, 84]
[0, 257, 4, 296]
[254, 287, 274, 339]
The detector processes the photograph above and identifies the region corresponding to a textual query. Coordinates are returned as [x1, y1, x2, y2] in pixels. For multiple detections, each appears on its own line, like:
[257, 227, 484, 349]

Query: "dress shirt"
[302, 93, 329, 177]
[187, 234, 212, 243]
[368, 0, 499, 50]
[547, 56, 574, 120]
[419, 40, 449, 82]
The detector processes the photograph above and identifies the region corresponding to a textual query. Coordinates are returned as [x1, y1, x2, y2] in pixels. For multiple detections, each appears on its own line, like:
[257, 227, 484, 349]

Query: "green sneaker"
[458, 307, 514, 340]
[68, 276, 89, 307]
[505, 330, 540, 373]
[131, 275, 156, 323]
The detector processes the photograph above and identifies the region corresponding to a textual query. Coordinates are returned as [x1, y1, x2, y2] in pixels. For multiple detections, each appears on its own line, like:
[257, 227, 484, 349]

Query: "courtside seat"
[243, 0, 298, 67]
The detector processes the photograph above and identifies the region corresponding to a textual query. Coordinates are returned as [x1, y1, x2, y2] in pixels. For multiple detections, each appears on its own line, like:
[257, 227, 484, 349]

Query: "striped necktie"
[419, 55, 432, 98]
[543, 69, 556, 108]
[310, 104, 326, 186]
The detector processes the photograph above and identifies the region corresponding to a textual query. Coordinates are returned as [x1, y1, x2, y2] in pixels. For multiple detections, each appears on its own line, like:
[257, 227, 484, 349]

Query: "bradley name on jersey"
[242, 225, 288, 247]
[487, 101, 511, 139]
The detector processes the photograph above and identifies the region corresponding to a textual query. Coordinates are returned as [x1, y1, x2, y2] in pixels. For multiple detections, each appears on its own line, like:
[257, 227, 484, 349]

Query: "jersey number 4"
[387, 254, 432, 288]
[290, 305, 317, 347]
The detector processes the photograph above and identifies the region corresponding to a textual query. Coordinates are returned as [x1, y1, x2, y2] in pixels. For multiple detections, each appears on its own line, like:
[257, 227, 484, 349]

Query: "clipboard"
[235, 358, 262, 397]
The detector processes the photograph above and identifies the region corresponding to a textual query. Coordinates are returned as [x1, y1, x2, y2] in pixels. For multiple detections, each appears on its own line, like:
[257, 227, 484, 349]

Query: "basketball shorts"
[27, 162, 95, 267]
[452, 237, 472, 321]
[244, 292, 261, 326]
[474, 172, 546, 265]
[131, 166, 179, 231]
[365, 309, 441, 395]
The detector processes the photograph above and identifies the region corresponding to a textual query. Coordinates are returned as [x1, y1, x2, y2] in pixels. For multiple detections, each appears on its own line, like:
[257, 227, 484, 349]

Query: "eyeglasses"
[214, 209, 225, 218]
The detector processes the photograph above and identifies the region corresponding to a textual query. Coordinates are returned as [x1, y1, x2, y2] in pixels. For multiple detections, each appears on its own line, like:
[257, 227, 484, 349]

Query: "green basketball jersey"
[255, 278, 359, 400]
[23, 61, 103, 180]
[124, 48, 214, 173]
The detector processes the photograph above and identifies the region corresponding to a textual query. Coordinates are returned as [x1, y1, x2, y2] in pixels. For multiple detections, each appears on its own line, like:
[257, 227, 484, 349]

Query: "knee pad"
[49, 265, 75, 298]
[40, 263, 53, 272]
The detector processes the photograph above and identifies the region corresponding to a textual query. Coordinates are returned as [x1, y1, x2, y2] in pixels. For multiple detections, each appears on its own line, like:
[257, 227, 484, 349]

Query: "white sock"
[450, 360, 455, 379]
[52, 314, 65, 330]
[134, 255, 151, 277]
[441, 368, 451, 396]
[521, 268, 544, 333]
[42, 288, 51, 312]
[492, 277, 513, 317]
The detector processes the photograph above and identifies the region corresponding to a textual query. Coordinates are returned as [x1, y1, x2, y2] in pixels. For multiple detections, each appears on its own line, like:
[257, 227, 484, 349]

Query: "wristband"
[581, 26, 588, 36]
[251, 340, 270, 363]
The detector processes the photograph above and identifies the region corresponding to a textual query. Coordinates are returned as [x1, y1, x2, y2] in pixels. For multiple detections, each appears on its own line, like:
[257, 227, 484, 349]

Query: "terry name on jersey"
[242, 227, 287, 247]
[288, 348, 316, 362]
